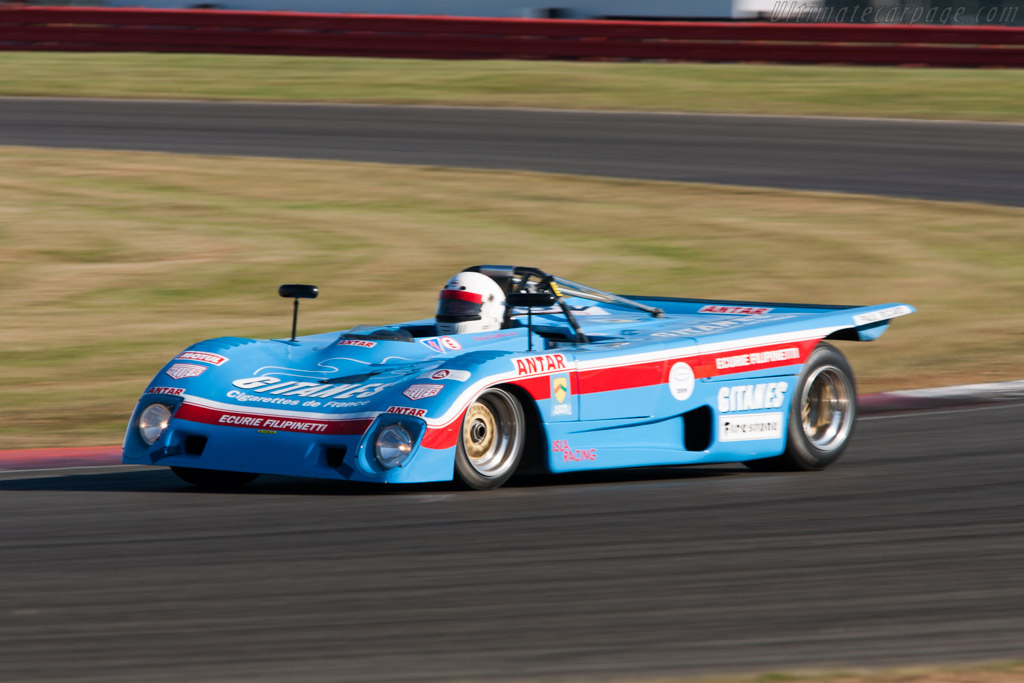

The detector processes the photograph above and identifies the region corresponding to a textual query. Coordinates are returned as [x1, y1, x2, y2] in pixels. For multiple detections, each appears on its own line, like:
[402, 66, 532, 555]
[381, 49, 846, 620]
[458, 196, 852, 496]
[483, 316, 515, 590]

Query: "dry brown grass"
[2, 146, 1022, 447]
[659, 661, 1024, 683]
[2, 52, 1023, 121]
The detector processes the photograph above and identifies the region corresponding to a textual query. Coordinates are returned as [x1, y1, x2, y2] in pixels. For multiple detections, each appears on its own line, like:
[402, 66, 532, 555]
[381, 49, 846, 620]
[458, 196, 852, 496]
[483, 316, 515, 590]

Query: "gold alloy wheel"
[459, 388, 524, 479]
[800, 364, 854, 451]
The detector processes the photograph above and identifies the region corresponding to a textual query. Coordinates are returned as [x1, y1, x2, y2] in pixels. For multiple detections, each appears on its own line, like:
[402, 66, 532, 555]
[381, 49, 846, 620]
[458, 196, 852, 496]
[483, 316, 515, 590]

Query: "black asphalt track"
[1, 98, 1022, 206]
[1, 404, 1022, 682]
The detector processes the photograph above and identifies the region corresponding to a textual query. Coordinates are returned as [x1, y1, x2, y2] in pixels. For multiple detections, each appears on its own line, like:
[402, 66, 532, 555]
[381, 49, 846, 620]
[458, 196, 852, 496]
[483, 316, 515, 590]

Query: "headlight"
[138, 403, 172, 445]
[375, 424, 413, 469]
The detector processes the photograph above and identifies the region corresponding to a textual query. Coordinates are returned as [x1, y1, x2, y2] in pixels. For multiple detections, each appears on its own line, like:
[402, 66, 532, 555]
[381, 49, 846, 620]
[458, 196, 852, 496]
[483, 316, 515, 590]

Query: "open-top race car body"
[123, 266, 914, 489]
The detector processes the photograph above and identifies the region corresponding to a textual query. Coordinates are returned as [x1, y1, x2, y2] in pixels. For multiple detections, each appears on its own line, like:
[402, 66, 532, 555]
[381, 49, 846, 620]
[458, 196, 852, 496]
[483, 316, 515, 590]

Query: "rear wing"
[626, 295, 915, 342]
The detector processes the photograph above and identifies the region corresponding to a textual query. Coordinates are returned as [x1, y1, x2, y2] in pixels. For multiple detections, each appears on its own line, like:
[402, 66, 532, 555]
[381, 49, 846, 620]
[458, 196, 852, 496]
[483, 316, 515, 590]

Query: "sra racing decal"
[553, 439, 596, 463]
[718, 382, 788, 413]
[513, 353, 568, 377]
[719, 413, 784, 441]
[165, 364, 207, 380]
[175, 350, 229, 366]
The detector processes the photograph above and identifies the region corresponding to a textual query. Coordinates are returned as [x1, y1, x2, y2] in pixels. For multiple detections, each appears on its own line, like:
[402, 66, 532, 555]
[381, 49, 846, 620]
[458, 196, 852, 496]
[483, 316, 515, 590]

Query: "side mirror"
[278, 284, 319, 300]
[278, 284, 319, 341]
[506, 292, 556, 308]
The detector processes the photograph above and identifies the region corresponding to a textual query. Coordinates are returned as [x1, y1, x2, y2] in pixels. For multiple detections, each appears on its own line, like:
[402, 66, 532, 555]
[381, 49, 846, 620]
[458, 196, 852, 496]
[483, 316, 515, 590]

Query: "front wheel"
[171, 466, 259, 489]
[744, 343, 856, 472]
[454, 387, 526, 490]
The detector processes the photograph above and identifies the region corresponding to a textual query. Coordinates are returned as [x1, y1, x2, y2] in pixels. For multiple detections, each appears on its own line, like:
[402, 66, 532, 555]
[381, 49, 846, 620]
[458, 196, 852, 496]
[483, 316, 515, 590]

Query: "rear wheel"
[744, 343, 856, 472]
[454, 388, 525, 490]
[171, 466, 259, 489]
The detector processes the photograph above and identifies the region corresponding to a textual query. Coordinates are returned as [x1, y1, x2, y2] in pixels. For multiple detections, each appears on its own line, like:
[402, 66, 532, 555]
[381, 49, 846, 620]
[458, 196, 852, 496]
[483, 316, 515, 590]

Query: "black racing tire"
[454, 387, 526, 490]
[744, 343, 857, 472]
[171, 466, 259, 489]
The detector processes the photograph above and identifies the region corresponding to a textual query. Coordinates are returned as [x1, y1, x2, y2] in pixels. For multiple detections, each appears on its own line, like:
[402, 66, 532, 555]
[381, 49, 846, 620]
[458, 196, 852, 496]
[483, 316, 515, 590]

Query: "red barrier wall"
[1, 7, 1023, 67]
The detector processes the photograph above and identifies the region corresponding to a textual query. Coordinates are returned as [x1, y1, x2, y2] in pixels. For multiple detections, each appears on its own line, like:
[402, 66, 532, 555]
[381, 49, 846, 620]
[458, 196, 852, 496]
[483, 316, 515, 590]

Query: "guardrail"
[2, 7, 1023, 67]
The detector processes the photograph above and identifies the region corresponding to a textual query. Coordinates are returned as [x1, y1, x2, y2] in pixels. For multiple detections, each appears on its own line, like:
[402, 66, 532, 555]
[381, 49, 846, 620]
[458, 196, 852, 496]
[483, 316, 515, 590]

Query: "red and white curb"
[1, 380, 1021, 473]
[0, 446, 122, 473]
[858, 379, 1024, 413]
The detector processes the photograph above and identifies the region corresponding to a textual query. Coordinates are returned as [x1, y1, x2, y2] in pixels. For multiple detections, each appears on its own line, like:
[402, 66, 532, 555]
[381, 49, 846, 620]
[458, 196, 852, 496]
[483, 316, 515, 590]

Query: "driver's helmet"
[436, 271, 506, 335]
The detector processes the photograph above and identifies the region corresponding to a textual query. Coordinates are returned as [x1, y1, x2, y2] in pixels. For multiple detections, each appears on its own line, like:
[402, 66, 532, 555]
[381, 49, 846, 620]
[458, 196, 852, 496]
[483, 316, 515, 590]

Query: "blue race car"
[123, 265, 914, 490]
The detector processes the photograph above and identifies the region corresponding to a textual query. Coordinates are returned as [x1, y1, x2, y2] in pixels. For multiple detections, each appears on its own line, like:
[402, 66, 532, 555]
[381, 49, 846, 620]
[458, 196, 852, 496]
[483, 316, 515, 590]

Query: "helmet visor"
[436, 289, 483, 322]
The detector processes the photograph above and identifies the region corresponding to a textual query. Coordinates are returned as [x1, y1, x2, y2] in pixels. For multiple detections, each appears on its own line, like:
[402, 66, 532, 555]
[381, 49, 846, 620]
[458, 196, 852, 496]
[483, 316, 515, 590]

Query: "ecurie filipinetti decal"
[123, 266, 913, 490]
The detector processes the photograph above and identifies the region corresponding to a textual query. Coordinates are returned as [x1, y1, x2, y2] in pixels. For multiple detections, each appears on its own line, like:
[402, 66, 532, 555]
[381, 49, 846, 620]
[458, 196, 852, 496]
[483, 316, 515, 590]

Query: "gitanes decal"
[230, 375, 393, 400]
[175, 350, 229, 366]
[165, 364, 207, 380]
[718, 382, 788, 413]
[513, 353, 568, 377]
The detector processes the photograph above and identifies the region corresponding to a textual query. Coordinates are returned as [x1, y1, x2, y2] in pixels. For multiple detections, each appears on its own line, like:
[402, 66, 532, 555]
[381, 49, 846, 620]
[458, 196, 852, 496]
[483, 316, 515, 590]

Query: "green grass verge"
[2, 52, 1024, 121]
[3, 146, 1023, 448]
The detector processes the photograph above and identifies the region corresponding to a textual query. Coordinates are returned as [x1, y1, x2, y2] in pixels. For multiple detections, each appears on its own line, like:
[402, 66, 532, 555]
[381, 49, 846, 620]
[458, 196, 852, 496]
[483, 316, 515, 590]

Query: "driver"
[436, 271, 506, 335]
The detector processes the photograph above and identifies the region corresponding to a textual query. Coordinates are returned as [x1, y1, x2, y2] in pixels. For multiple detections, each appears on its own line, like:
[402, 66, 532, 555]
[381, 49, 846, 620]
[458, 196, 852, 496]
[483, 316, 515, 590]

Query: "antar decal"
[698, 305, 772, 315]
[386, 406, 427, 418]
[513, 353, 568, 377]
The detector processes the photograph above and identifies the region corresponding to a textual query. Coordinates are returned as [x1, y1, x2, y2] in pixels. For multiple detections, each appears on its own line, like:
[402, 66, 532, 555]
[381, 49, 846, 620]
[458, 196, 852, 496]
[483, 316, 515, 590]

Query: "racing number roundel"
[668, 362, 695, 401]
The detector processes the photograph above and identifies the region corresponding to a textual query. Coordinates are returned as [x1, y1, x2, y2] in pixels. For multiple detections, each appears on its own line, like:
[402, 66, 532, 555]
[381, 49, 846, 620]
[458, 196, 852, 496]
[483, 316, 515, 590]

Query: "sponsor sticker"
[420, 338, 445, 353]
[440, 336, 462, 351]
[699, 305, 772, 315]
[719, 412, 784, 442]
[652, 314, 796, 339]
[165, 364, 207, 380]
[147, 386, 186, 397]
[513, 353, 568, 377]
[718, 382, 788, 413]
[402, 384, 443, 401]
[386, 406, 428, 418]
[551, 374, 572, 416]
[176, 350, 229, 366]
[216, 413, 330, 433]
[852, 305, 913, 327]
[714, 347, 801, 371]
[668, 361, 695, 401]
[418, 369, 471, 382]
[338, 339, 377, 348]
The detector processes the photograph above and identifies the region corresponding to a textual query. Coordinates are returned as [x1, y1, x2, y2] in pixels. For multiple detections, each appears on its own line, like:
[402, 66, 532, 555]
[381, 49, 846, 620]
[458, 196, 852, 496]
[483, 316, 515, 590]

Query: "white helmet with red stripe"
[436, 271, 506, 335]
